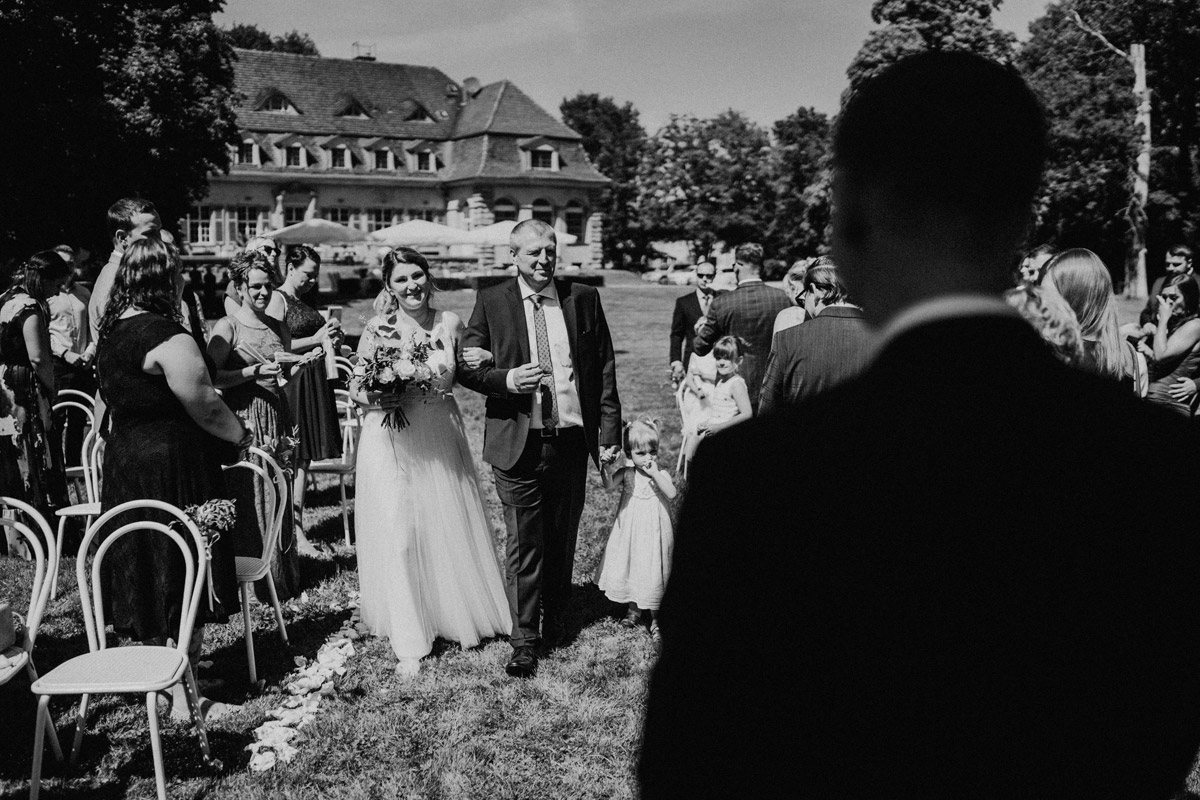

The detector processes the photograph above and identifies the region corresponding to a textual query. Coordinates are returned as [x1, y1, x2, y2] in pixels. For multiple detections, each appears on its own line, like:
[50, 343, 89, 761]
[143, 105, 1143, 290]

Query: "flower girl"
[595, 416, 677, 639]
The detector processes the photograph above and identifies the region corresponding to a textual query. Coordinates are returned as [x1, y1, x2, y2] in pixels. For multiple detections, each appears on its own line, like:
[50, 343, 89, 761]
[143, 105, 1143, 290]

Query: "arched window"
[493, 198, 518, 223]
[565, 202, 586, 241]
[531, 199, 554, 225]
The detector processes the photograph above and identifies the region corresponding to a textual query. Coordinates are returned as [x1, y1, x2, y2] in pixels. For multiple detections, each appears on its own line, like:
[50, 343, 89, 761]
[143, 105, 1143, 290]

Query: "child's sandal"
[620, 608, 641, 629]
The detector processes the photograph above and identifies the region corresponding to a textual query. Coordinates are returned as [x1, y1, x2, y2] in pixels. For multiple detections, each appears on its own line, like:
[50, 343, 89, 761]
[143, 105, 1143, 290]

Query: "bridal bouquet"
[351, 332, 437, 429]
[183, 498, 237, 612]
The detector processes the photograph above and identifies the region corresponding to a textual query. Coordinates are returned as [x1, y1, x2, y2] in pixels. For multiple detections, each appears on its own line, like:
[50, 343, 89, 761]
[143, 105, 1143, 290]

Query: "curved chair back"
[78, 500, 205, 655]
[55, 389, 95, 408]
[76, 431, 103, 505]
[334, 356, 355, 385]
[248, 446, 288, 555]
[0, 519, 48, 664]
[52, 400, 95, 430]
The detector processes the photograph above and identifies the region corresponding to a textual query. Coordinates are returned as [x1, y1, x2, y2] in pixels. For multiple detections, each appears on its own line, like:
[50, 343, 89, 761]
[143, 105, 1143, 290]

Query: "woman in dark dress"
[95, 237, 251, 718]
[276, 245, 343, 538]
[1141, 274, 1200, 415]
[0, 251, 70, 518]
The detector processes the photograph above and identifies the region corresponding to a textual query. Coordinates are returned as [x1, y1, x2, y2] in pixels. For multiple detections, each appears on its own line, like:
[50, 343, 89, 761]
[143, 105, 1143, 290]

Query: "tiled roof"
[442, 137, 608, 184]
[453, 81, 580, 140]
[232, 49, 460, 139]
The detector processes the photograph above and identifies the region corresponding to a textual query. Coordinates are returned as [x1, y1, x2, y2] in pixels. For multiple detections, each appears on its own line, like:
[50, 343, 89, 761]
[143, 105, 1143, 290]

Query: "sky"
[216, 0, 1054, 133]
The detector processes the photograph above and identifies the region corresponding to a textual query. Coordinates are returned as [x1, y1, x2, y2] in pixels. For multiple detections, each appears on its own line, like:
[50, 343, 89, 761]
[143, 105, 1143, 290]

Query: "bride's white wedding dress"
[354, 312, 510, 662]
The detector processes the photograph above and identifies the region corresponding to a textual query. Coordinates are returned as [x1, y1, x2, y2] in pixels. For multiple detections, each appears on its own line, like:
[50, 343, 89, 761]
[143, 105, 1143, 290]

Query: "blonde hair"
[1043, 248, 1124, 379]
[623, 415, 661, 456]
[1003, 285, 1083, 365]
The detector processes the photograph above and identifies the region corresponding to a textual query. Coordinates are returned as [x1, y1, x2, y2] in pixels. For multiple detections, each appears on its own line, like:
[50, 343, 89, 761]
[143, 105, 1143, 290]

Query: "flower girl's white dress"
[354, 313, 509, 662]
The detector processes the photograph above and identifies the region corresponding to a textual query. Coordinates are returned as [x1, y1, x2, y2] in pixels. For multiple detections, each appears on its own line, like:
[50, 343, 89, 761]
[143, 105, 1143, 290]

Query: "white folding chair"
[223, 446, 289, 684]
[29, 500, 215, 800]
[0, 498, 63, 764]
[54, 389, 95, 409]
[334, 355, 355, 385]
[308, 394, 360, 546]
[52, 433, 103, 599]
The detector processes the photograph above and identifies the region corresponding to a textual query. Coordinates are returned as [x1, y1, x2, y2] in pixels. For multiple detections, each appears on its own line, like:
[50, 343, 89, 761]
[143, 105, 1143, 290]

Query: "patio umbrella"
[267, 218, 370, 245]
[368, 220, 477, 247]
[466, 221, 578, 246]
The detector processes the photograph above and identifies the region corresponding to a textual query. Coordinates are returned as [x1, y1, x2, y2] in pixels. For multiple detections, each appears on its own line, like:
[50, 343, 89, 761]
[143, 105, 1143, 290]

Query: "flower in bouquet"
[352, 332, 437, 429]
[262, 426, 300, 478]
[183, 498, 237, 611]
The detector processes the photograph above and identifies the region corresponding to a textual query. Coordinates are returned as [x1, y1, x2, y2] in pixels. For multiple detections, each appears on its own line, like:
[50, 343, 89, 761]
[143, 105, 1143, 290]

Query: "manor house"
[186, 48, 609, 267]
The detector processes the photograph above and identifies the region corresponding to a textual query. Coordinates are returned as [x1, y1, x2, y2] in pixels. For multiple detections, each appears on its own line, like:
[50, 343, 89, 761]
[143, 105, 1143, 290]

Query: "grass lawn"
[0, 270, 686, 800]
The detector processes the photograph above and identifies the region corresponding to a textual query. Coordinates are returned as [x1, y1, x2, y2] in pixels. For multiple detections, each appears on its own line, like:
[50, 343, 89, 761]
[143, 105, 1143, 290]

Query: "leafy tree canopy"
[769, 107, 833, 260]
[223, 23, 319, 56]
[0, 0, 240, 261]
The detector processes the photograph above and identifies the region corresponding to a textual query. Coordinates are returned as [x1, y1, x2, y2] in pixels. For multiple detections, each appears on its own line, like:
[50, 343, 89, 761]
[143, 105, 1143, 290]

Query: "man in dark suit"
[692, 243, 791, 412]
[757, 261, 871, 414]
[459, 219, 622, 678]
[1138, 244, 1200, 326]
[640, 52, 1200, 799]
[668, 262, 719, 384]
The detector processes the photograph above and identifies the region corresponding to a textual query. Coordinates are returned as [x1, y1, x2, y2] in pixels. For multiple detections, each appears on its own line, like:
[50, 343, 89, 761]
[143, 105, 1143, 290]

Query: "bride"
[351, 247, 509, 675]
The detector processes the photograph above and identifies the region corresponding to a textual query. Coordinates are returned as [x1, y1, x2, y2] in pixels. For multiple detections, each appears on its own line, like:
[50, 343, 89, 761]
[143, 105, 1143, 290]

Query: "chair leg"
[53, 516, 68, 600]
[30, 694, 51, 800]
[27, 664, 64, 762]
[181, 667, 213, 761]
[340, 476, 350, 546]
[241, 582, 257, 685]
[145, 692, 168, 800]
[69, 692, 90, 767]
[265, 572, 289, 643]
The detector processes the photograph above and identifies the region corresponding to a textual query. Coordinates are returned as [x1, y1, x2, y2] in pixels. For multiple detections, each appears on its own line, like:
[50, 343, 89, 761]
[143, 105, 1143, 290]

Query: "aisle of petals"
[246, 589, 367, 771]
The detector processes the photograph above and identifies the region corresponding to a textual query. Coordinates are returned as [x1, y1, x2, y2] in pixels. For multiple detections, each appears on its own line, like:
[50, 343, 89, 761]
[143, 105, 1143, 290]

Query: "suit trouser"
[492, 427, 588, 648]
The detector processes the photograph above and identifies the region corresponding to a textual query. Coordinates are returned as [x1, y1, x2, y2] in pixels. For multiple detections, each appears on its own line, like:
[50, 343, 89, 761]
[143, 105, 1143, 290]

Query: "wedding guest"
[595, 416, 676, 641]
[641, 51, 1200, 800]
[208, 250, 306, 594]
[1002, 285, 1084, 366]
[669, 262, 720, 385]
[758, 261, 871, 415]
[88, 198, 160, 342]
[0, 252, 70, 519]
[772, 257, 816, 335]
[692, 243, 791, 413]
[1042, 248, 1140, 391]
[1140, 274, 1200, 415]
[224, 236, 286, 320]
[276, 245, 343, 542]
[1138, 244, 1200, 326]
[47, 248, 95, 467]
[1016, 243, 1055, 287]
[682, 335, 750, 466]
[95, 236, 249, 719]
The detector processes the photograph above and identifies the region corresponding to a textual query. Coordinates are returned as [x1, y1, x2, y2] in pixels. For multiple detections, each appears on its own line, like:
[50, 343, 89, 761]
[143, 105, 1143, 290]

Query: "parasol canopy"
[267, 218, 370, 245]
[368, 219, 478, 247]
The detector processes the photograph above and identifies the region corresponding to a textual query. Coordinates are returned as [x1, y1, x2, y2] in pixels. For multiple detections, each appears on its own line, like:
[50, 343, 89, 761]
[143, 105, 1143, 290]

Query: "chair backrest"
[332, 390, 360, 464]
[78, 500, 205, 654]
[76, 430, 103, 504]
[0, 520, 48, 659]
[223, 446, 287, 558]
[334, 356, 355, 385]
[55, 389, 95, 408]
[52, 400, 95, 429]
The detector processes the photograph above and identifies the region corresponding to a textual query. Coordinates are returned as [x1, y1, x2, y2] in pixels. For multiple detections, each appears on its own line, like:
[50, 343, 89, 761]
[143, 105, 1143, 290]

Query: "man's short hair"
[734, 243, 763, 269]
[804, 264, 851, 305]
[107, 197, 158, 238]
[834, 52, 1047, 220]
[511, 218, 555, 246]
[1168, 244, 1193, 261]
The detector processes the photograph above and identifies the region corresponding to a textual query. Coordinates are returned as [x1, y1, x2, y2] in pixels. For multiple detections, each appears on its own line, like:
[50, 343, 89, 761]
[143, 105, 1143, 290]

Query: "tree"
[222, 23, 319, 56]
[847, 0, 1016, 92]
[769, 107, 832, 259]
[0, 0, 240, 260]
[1017, 0, 1200, 292]
[636, 111, 775, 260]
[560, 93, 650, 267]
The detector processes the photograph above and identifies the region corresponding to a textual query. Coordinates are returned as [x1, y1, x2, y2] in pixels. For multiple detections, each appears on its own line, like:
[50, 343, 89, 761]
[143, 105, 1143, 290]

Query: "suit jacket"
[758, 305, 872, 414]
[692, 281, 791, 409]
[640, 314, 1200, 799]
[669, 290, 721, 368]
[458, 278, 622, 470]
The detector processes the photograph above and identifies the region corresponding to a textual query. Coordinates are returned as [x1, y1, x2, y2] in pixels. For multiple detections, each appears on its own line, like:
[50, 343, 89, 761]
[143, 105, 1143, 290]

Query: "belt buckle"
[540, 426, 557, 439]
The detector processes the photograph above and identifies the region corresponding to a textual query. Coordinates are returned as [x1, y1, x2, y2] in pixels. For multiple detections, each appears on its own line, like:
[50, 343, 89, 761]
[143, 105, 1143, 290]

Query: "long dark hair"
[1166, 273, 1200, 334]
[4, 250, 69, 303]
[285, 244, 321, 272]
[98, 237, 182, 343]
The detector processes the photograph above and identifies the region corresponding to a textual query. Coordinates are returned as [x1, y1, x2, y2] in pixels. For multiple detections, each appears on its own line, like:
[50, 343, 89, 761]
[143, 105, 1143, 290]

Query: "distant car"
[641, 264, 697, 286]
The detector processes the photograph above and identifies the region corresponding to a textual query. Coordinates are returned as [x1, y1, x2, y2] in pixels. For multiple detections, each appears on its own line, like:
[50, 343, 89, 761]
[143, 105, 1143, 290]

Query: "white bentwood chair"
[29, 500, 215, 800]
[308, 390, 361, 546]
[0, 498, 64, 763]
[223, 446, 289, 684]
[51, 432, 102, 600]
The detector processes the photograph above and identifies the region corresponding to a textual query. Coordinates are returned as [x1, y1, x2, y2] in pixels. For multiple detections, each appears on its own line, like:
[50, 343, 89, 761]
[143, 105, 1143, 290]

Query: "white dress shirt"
[48, 286, 91, 358]
[696, 288, 713, 316]
[505, 278, 583, 429]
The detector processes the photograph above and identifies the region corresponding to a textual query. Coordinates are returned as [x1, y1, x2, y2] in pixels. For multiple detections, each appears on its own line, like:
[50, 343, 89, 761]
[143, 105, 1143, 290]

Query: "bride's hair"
[374, 247, 436, 316]
[623, 415, 662, 457]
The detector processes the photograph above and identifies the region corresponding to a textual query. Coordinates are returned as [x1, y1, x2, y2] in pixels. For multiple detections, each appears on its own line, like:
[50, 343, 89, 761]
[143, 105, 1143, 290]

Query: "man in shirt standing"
[459, 219, 622, 678]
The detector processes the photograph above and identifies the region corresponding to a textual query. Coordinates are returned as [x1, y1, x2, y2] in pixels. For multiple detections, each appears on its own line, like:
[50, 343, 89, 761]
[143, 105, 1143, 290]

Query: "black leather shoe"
[505, 645, 538, 678]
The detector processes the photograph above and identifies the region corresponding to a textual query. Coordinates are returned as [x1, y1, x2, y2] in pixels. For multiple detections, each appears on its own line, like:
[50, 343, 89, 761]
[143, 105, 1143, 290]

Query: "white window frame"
[329, 146, 349, 170]
[235, 140, 258, 166]
[530, 147, 557, 171]
[373, 150, 392, 171]
[414, 151, 435, 172]
[285, 145, 306, 168]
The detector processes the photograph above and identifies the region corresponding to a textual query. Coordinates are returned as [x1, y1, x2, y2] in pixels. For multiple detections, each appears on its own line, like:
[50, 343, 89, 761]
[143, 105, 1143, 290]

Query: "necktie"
[531, 296, 558, 429]
[700, 292, 711, 314]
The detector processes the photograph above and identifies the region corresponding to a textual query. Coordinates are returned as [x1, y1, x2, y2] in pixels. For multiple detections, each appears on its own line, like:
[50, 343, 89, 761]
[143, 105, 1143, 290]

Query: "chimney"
[352, 42, 376, 61]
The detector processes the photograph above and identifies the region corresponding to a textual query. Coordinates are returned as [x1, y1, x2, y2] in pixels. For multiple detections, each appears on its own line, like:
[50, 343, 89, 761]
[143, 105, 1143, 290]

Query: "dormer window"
[531, 150, 554, 170]
[406, 141, 440, 173]
[416, 152, 433, 172]
[285, 145, 305, 168]
[337, 101, 370, 119]
[260, 93, 298, 114]
[330, 147, 347, 169]
[235, 140, 258, 166]
[374, 150, 391, 170]
[402, 103, 432, 123]
[518, 137, 561, 172]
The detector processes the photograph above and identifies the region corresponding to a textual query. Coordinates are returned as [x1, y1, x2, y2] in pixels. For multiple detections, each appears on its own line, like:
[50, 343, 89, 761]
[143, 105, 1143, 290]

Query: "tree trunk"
[1126, 43, 1151, 299]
